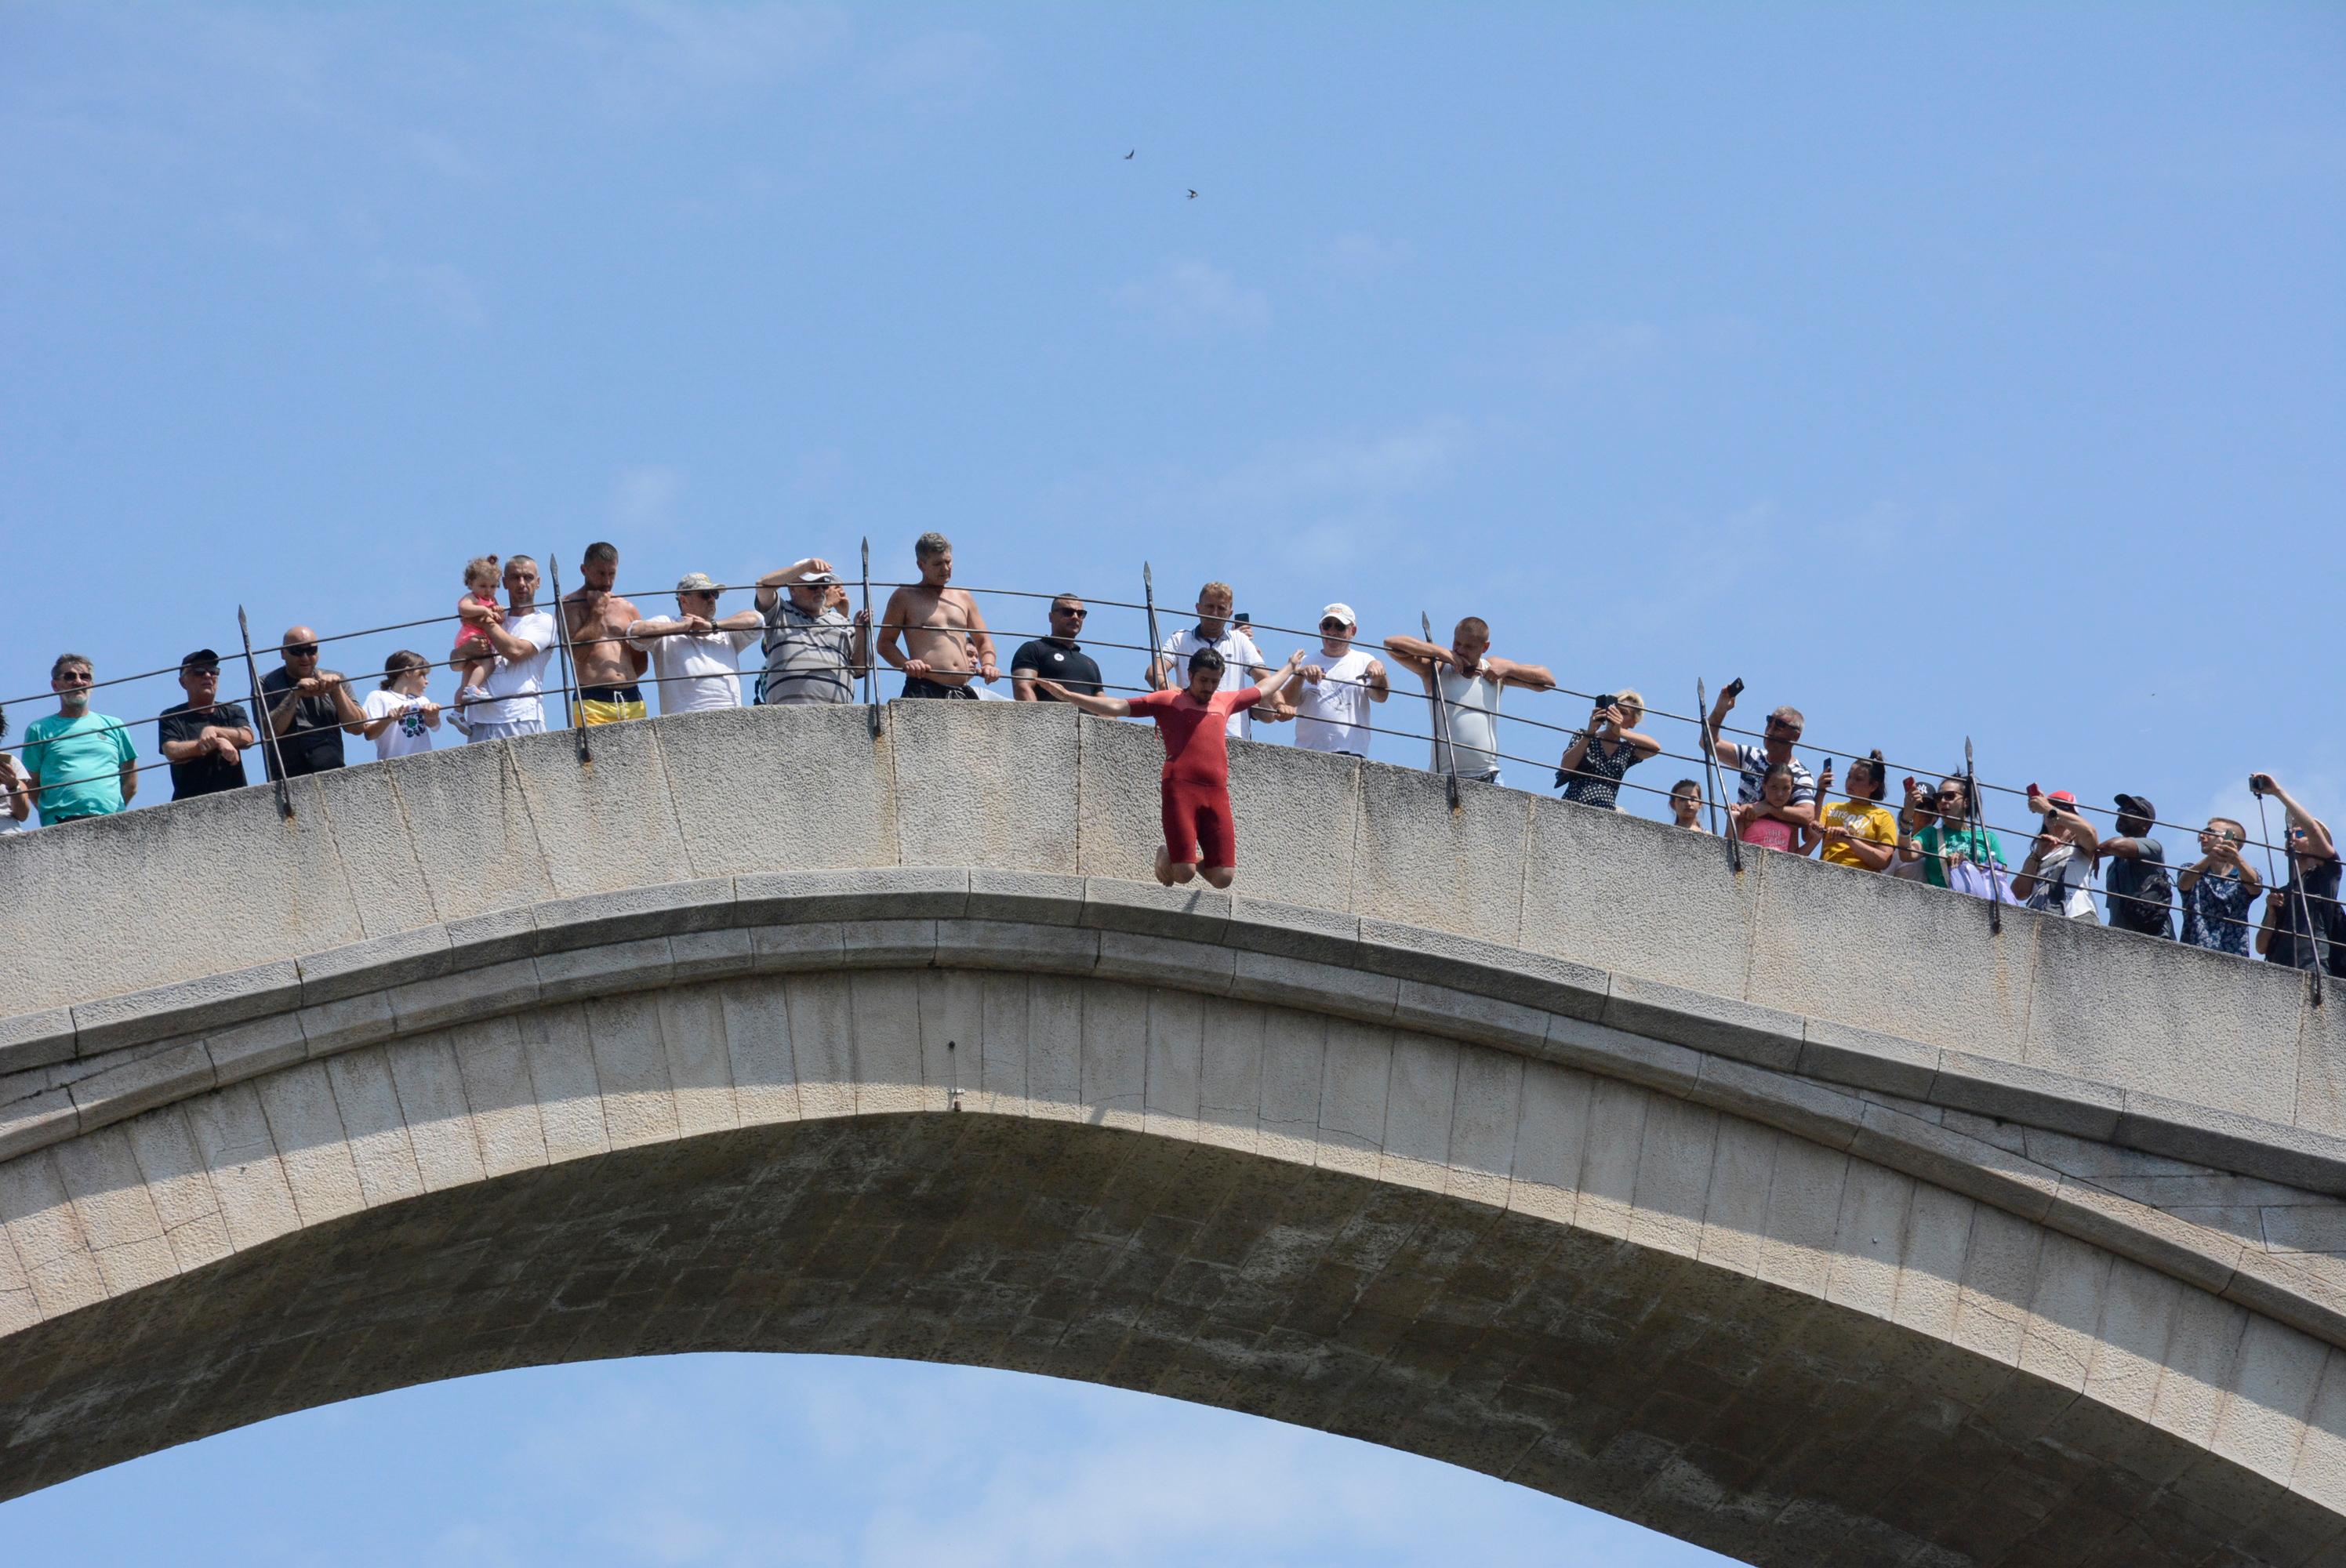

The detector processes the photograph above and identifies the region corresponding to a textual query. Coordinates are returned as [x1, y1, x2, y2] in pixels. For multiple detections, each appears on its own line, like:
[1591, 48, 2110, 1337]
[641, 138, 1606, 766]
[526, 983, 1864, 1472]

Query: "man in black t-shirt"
[2101, 792, 2173, 937]
[1011, 595, 1106, 702]
[260, 625, 366, 781]
[156, 648, 256, 800]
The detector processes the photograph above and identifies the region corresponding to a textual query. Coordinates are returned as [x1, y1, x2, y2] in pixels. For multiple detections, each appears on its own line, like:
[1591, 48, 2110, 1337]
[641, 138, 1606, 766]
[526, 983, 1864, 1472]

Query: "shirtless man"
[564, 541, 648, 726]
[877, 532, 999, 699]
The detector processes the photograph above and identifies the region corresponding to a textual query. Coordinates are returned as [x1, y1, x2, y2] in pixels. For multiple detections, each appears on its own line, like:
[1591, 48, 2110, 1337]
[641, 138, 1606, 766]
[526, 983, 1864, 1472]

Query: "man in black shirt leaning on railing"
[157, 648, 256, 800]
[260, 626, 365, 782]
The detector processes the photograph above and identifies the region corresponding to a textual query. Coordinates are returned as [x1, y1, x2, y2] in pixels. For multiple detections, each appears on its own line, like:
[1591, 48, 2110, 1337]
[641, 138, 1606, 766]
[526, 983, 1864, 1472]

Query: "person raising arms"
[1040, 645, 1306, 891]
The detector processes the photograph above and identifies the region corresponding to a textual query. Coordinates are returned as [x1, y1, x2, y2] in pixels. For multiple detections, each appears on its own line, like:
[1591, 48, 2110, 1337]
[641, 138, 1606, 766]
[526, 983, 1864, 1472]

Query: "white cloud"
[1327, 232, 1414, 278]
[364, 256, 487, 328]
[1113, 260, 1270, 335]
[1203, 416, 1470, 517]
[541, 2, 853, 105]
[1530, 316, 1757, 396]
[611, 466, 687, 535]
[861, 29, 1000, 112]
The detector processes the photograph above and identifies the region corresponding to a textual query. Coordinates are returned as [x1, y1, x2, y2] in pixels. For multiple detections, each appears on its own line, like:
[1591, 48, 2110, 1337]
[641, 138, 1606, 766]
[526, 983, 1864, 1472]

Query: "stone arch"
[8, 941, 2346, 1566]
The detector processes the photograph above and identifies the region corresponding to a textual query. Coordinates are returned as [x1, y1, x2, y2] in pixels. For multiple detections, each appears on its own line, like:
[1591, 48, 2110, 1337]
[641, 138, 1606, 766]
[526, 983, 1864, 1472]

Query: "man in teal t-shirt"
[22, 652, 138, 826]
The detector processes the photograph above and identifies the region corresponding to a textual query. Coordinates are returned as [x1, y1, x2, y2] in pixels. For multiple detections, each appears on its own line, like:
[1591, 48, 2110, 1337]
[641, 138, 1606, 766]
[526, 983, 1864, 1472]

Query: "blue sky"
[2, 2, 2340, 1559]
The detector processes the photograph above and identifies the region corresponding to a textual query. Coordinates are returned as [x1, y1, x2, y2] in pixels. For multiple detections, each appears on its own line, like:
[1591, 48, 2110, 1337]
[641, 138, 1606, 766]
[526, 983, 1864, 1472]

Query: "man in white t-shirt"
[626, 572, 764, 714]
[461, 555, 558, 741]
[1291, 603, 1388, 757]
[1149, 580, 1287, 741]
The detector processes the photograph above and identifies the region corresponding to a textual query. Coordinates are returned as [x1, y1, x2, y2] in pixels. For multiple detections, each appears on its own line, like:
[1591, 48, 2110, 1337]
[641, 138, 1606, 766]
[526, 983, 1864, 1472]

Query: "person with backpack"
[2101, 792, 2174, 937]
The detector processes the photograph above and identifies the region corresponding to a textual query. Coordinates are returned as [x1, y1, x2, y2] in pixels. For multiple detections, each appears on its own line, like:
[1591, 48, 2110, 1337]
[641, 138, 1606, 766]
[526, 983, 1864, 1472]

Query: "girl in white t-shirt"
[361, 650, 443, 760]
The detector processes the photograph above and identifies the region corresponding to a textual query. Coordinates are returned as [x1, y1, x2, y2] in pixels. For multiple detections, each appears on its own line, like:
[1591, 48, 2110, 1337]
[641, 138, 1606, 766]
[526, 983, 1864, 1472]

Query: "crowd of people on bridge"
[2, 534, 2338, 979]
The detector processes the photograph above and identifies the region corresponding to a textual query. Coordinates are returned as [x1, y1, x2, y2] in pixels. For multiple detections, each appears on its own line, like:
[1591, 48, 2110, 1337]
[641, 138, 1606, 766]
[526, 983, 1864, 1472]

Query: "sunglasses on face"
[286, 644, 319, 658]
[1320, 619, 1347, 631]
[1052, 606, 1087, 619]
[1767, 721, 1802, 737]
[57, 670, 93, 684]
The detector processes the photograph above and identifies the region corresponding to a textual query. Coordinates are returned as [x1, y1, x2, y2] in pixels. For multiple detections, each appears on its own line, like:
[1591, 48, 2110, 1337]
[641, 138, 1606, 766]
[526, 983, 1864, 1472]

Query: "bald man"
[259, 623, 366, 781]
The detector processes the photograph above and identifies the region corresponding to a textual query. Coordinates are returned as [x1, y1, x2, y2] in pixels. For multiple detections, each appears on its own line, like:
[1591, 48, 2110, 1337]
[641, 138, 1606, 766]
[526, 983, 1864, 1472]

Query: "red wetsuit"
[1128, 686, 1261, 868]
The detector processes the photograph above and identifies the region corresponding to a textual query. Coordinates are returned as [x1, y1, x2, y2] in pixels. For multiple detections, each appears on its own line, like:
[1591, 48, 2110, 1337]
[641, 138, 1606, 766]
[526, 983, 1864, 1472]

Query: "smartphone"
[1723, 677, 1745, 699]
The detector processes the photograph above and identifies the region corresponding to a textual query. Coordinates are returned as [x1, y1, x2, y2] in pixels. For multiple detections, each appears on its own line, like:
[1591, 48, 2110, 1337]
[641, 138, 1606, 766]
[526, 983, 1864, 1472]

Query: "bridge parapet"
[3, 701, 2331, 1130]
[7, 702, 2346, 1559]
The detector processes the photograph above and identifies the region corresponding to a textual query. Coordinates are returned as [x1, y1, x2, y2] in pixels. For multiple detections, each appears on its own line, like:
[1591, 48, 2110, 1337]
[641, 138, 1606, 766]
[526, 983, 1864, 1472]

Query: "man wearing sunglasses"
[260, 626, 366, 781]
[19, 652, 137, 826]
[157, 648, 256, 800]
[626, 572, 764, 714]
[1291, 603, 1388, 757]
[2252, 774, 2340, 975]
[1702, 680, 1817, 832]
[1011, 594, 1103, 702]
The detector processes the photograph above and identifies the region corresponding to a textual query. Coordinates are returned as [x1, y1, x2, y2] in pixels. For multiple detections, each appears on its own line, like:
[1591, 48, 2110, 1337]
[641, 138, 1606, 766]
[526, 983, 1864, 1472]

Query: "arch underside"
[1, 1105, 2330, 1568]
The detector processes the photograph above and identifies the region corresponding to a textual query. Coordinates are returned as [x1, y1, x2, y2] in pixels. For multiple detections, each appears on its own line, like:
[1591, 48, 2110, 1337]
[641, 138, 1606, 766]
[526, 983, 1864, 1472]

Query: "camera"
[1592, 694, 1616, 710]
[2250, 773, 2274, 796]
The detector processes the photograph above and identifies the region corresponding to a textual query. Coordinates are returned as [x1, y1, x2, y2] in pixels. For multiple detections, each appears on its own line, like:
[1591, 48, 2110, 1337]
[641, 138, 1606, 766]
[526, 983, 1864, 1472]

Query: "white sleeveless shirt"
[1429, 664, 1503, 779]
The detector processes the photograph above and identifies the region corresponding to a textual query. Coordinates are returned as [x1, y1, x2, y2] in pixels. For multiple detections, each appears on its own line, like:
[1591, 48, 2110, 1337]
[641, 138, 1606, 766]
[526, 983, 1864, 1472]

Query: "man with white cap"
[754, 556, 871, 706]
[626, 572, 767, 714]
[1291, 603, 1388, 757]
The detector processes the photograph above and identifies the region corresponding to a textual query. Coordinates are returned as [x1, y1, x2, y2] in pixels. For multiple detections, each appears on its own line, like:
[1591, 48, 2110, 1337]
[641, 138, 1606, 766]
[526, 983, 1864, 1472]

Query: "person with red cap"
[1038, 644, 1306, 889]
[2014, 787, 2102, 920]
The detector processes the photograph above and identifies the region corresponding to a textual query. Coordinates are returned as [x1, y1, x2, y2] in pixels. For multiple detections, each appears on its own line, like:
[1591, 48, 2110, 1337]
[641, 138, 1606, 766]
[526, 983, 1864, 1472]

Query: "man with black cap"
[157, 649, 258, 800]
[2101, 792, 2174, 938]
[754, 555, 871, 706]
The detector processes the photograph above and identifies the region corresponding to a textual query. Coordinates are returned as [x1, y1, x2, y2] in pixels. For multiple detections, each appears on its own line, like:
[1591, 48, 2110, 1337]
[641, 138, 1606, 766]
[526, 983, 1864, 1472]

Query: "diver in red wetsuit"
[1039, 644, 1306, 889]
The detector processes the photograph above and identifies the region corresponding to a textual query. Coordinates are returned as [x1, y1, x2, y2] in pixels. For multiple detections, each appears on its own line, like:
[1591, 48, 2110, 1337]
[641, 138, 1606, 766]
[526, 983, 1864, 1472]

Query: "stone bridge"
[4, 702, 2345, 1565]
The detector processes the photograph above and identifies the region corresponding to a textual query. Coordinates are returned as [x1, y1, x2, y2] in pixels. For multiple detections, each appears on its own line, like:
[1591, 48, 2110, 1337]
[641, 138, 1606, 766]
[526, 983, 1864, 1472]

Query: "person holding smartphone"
[2180, 818, 2261, 956]
[2251, 774, 2340, 974]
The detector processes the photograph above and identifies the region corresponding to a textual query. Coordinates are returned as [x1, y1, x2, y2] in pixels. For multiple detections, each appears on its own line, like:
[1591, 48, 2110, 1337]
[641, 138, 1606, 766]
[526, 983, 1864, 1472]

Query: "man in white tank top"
[1384, 615, 1556, 787]
[1291, 602, 1389, 756]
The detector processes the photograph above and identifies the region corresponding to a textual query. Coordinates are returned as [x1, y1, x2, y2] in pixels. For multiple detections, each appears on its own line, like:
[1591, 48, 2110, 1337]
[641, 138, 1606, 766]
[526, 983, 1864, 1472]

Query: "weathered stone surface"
[0, 702, 2340, 1566]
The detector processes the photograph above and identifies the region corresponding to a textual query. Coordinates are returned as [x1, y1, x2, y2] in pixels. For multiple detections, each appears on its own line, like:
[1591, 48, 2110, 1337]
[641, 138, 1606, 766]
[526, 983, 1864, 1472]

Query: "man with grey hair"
[756, 555, 872, 706]
[461, 555, 558, 740]
[626, 572, 765, 713]
[878, 531, 998, 699]
[1703, 679, 1817, 829]
[20, 652, 138, 825]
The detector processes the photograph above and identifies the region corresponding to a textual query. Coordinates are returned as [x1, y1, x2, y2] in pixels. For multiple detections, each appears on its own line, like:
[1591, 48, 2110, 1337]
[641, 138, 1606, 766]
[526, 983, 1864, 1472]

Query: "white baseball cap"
[1319, 603, 1357, 628]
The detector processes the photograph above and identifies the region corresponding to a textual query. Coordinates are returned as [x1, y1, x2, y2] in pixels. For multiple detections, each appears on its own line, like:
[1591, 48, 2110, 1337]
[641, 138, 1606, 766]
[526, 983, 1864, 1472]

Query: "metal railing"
[0, 549, 2332, 997]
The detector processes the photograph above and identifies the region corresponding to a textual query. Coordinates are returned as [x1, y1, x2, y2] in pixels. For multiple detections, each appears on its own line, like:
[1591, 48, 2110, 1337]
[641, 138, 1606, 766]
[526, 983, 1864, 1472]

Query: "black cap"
[2113, 792, 2155, 820]
[180, 648, 222, 672]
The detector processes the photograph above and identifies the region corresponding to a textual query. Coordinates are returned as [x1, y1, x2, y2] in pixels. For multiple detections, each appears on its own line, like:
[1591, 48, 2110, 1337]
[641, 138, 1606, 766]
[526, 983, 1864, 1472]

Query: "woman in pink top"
[1733, 762, 1803, 852]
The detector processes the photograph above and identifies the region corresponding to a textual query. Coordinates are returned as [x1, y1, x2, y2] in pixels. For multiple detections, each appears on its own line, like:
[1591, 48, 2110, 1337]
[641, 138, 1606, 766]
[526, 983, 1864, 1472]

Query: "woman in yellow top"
[1804, 750, 1899, 871]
